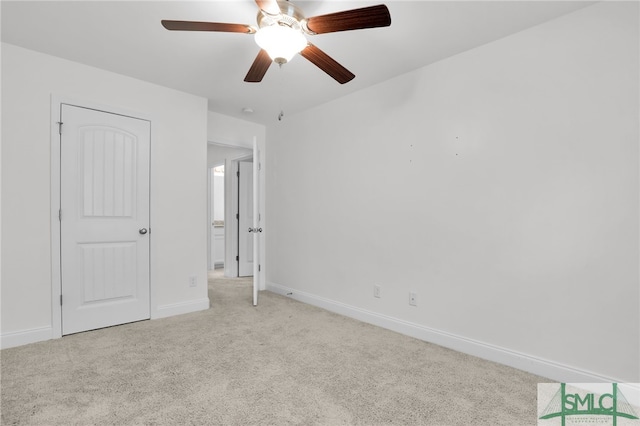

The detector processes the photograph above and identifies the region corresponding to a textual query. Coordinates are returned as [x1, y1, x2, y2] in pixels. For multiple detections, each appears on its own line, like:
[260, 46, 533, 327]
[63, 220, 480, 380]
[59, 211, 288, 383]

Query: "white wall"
[266, 2, 639, 383]
[207, 144, 252, 168]
[208, 111, 265, 149]
[1, 43, 209, 347]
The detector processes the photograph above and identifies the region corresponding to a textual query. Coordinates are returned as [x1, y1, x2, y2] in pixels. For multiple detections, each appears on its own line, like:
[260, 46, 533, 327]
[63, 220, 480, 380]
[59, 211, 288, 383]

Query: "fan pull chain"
[277, 63, 285, 121]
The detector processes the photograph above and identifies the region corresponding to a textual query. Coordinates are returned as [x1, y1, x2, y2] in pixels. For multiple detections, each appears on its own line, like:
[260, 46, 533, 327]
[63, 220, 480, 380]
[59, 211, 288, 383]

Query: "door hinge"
[58, 209, 62, 221]
[236, 213, 239, 220]
[236, 255, 239, 262]
[237, 171, 240, 178]
[259, 162, 262, 171]
[57, 121, 63, 135]
[60, 295, 63, 306]
[258, 264, 261, 272]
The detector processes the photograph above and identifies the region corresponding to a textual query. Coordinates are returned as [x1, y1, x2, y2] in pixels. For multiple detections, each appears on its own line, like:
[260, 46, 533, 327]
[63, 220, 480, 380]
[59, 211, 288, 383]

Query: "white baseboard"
[152, 297, 210, 319]
[1, 326, 53, 349]
[266, 281, 621, 384]
[1, 299, 211, 349]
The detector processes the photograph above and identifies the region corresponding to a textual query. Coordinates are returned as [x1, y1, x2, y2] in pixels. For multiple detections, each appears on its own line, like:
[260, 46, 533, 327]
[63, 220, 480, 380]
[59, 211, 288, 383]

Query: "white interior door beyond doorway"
[59, 104, 151, 335]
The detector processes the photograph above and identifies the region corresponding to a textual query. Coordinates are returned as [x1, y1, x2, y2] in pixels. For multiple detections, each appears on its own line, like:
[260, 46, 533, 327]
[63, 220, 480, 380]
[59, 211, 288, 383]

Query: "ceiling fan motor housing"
[256, 1, 306, 29]
[255, 1, 308, 64]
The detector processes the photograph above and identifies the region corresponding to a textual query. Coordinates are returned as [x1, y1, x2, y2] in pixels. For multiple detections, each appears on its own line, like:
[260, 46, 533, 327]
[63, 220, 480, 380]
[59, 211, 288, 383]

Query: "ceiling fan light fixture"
[255, 24, 307, 64]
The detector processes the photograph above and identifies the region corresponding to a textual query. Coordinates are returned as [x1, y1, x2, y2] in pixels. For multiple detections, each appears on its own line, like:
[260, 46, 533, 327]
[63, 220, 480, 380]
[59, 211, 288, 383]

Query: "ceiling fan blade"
[300, 44, 355, 84]
[305, 4, 391, 34]
[244, 49, 273, 83]
[255, 0, 281, 16]
[161, 20, 255, 34]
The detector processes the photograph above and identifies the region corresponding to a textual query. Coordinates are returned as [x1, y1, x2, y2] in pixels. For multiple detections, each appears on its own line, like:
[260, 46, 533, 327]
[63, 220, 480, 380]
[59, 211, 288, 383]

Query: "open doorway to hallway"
[207, 142, 253, 280]
[207, 268, 254, 306]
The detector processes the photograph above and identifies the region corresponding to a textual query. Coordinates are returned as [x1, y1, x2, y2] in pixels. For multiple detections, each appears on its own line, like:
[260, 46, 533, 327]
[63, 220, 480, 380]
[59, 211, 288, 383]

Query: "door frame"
[206, 137, 265, 289]
[206, 142, 252, 278]
[224, 153, 253, 278]
[50, 95, 152, 339]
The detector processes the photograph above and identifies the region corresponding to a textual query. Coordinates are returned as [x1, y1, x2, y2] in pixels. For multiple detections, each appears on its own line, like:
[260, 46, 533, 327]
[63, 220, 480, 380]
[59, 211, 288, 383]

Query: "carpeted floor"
[1, 271, 546, 425]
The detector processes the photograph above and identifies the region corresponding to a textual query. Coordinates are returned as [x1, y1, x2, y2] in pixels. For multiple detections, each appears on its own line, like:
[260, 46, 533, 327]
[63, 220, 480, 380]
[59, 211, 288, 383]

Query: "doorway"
[207, 142, 253, 278]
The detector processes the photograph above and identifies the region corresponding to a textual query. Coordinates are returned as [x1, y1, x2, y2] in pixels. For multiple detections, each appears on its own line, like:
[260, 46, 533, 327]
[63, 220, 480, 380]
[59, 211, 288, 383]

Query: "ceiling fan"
[161, 0, 391, 84]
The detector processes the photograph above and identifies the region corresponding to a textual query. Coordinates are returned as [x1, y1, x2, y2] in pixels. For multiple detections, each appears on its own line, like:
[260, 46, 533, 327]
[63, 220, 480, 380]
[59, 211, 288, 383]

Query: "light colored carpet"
[1, 272, 546, 425]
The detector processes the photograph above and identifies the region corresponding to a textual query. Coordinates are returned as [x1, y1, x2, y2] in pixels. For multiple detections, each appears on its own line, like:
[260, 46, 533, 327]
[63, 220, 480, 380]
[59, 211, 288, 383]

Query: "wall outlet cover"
[409, 292, 417, 306]
[374, 285, 381, 298]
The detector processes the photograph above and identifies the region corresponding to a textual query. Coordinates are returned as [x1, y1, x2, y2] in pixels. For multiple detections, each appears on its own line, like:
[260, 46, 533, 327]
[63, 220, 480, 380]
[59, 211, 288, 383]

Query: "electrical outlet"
[374, 285, 381, 298]
[409, 292, 417, 306]
[189, 276, 197, 288]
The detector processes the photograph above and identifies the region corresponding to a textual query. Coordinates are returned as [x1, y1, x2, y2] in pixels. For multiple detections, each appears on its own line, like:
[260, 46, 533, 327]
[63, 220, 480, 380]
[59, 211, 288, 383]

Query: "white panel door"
[60, 104, 150, 335]
[252, 140, 260, 306]
[238, 161, 253, 277]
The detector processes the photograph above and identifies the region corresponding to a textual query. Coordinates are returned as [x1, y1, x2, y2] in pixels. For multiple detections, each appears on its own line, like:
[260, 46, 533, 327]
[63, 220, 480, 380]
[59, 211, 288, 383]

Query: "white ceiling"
[2, 0, 593, 125]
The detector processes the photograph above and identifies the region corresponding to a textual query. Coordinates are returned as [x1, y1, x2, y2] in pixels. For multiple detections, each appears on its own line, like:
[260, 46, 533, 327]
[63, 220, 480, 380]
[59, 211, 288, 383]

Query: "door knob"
[139, 228, 148, 235]
[248, 227, 263, 233]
